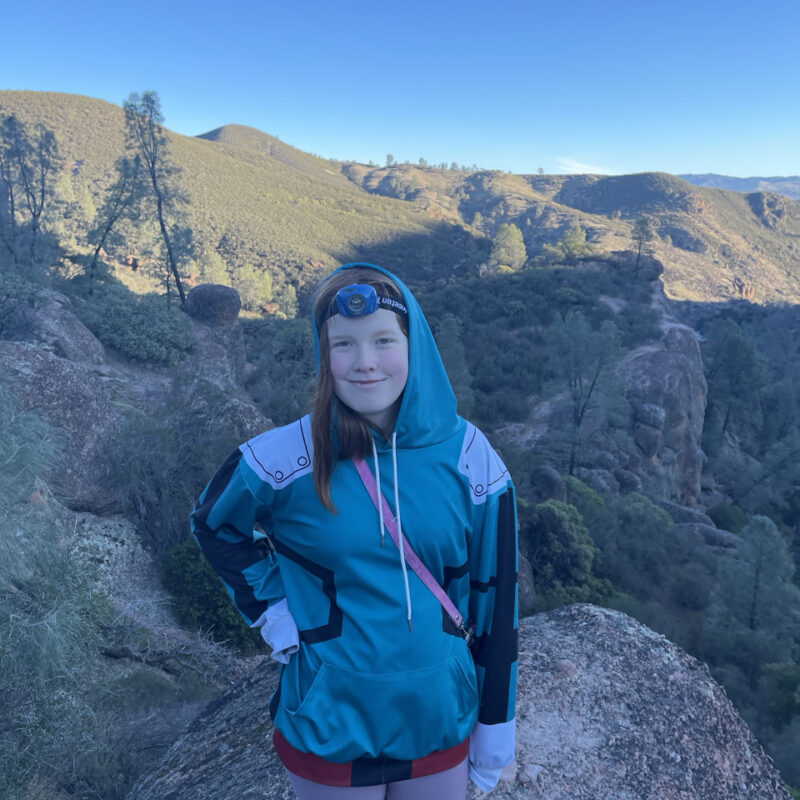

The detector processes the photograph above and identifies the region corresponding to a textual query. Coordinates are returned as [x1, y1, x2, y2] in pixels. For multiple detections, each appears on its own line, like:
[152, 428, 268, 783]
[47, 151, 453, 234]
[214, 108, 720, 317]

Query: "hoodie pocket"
[277, 645, 478, 763]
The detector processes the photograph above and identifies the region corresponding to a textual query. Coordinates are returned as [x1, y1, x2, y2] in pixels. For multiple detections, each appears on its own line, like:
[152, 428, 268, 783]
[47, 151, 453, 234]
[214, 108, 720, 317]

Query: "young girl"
[191, 264, 518, 799]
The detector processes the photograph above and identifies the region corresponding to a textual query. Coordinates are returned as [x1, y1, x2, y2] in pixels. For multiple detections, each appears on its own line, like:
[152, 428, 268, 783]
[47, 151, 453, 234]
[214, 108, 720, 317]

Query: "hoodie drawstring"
[371, 435, 414, 630]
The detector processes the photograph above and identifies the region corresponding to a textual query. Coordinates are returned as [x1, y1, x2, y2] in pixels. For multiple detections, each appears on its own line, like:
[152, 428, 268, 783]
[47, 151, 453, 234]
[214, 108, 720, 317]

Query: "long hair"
[312, 267, 409, 512]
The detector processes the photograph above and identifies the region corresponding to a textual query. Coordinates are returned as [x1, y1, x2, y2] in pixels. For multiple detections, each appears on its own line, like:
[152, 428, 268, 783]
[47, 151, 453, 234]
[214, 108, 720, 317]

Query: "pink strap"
[353, 457, 464, 629]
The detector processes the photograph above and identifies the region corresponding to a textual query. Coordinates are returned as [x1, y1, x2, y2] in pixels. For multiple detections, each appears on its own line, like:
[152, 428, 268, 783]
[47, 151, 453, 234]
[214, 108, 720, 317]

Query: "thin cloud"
[555, 157, 615, 175]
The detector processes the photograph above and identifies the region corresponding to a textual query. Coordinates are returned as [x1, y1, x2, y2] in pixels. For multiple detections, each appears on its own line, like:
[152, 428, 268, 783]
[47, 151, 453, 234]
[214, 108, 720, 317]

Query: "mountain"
[0, 91, 479, 305]
[3, 90, 800, 307]
[343, 165, 800, 304]
[681, 173, 800, 200]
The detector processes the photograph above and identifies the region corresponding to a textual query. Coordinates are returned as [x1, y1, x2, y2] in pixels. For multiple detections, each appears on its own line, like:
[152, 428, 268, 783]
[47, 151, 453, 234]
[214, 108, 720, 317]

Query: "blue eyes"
[331, 338, 396, 348]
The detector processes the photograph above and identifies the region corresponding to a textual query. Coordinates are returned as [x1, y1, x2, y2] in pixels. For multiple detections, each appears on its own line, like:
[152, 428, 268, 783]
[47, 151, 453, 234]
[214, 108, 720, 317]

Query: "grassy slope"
[4, 90, 800, 304]
[0, 91, 479, 290]
[345, 165, 800, 303]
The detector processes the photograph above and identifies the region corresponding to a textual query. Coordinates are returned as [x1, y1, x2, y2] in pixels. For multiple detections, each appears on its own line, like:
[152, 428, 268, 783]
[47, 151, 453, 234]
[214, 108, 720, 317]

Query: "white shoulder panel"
[240, 415, 314, 490]
[458, 422, 511, 505]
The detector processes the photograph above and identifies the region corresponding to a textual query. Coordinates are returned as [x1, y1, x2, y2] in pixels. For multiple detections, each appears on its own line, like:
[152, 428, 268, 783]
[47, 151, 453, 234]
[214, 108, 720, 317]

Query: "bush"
[707, 502, 749, 534]
[0, 389, 103, 798]
[74, 286, 195, 365]
[163, 536, 263, 654]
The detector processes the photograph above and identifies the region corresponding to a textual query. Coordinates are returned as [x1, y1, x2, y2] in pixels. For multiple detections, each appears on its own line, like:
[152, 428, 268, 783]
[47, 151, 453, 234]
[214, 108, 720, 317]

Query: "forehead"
[326, 308, 406, 338]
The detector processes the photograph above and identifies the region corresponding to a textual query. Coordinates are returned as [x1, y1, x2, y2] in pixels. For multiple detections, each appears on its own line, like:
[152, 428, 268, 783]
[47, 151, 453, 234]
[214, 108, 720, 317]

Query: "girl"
[191, 264, 518, 799]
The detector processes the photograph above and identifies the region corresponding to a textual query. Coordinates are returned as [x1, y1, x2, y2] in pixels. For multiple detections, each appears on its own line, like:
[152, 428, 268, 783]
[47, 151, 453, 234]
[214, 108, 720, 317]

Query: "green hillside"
[0, 91, 482, 307]
[344, 164, 800, 303]
[4, 89, 800, 307]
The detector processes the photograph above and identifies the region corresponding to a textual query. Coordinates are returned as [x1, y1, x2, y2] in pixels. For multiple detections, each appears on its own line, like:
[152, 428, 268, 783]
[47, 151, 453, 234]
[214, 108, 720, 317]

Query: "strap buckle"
[458, 622, 475, 647]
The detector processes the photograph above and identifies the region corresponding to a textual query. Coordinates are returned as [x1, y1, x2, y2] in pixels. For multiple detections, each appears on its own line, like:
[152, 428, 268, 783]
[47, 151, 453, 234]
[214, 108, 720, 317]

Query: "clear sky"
[2, 0, 799, 177]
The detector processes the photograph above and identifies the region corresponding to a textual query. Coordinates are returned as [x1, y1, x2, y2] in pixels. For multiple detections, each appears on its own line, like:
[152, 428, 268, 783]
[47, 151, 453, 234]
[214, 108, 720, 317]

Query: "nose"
[353, 344, 377, 371]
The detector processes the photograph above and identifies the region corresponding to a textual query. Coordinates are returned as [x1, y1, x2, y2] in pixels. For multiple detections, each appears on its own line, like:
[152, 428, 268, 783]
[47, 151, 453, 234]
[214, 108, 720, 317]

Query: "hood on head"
[312, 263, 460, 447]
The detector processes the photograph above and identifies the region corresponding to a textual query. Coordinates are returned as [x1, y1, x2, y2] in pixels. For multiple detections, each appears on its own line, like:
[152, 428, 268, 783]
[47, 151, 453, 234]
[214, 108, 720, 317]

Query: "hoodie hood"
[313, 263, 461, 448]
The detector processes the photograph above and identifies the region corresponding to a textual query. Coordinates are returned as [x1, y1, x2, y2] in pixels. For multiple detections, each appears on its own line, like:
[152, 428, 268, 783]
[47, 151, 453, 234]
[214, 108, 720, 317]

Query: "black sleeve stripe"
[273, 539, 343, 644]
[472, 488, 518, 724]
[191, 448, 243, 529]
[193, 530, 272, 622]
[470, 577, 498, 593]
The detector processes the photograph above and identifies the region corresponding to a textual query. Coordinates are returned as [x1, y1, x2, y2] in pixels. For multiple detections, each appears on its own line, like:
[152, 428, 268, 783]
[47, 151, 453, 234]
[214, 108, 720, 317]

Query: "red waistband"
[273, 728, 469, 787]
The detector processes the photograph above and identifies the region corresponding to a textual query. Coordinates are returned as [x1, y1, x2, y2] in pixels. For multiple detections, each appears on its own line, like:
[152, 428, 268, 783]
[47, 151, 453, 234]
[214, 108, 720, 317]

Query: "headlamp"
[321, 283, 408, 324]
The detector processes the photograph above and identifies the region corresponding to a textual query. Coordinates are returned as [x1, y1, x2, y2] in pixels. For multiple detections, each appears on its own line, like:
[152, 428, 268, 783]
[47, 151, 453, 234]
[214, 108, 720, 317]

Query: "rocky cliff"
[126, 604, 790, 800]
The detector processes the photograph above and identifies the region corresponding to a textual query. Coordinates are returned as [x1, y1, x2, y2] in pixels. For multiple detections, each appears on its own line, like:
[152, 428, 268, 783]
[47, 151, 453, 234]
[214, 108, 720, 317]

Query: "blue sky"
[2, 0, 799, 176]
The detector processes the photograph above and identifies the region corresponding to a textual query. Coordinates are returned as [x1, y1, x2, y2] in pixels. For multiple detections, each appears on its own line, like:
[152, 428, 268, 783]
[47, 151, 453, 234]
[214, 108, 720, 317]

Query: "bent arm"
[468, 482, 519, 789]
[190, 448, 288, 625]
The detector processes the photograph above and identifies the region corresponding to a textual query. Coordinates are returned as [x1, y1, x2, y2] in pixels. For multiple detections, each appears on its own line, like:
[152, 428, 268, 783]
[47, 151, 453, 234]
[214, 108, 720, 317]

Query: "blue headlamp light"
[321, 283, 408, 323]
[337, 284, 379, 317]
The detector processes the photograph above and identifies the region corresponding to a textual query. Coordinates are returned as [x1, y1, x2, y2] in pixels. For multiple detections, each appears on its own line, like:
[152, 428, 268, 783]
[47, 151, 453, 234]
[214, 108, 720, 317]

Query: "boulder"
[1, 289, 105, 364]
[674, 522, 740, 549]
[0, 341, 125, 511]
[656, 499, 715, 527]
[185, 284, 241, 327]
[126, 605, 790, 800]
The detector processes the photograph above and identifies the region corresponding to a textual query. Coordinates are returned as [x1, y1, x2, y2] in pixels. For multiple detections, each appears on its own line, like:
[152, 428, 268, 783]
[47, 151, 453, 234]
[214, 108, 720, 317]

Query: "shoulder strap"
[353, 457, 465, 631]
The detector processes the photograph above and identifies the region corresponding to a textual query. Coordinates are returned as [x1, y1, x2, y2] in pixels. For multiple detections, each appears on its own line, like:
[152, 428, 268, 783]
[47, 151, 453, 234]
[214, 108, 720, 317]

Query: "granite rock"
[127, 605, 790, 800]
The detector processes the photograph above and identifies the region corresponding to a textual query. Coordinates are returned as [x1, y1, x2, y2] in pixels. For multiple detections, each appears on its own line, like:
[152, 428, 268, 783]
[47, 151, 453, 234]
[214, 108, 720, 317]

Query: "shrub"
[707, 502, 749, 534]
[74, 286, 195, 365]
[162, 536, 263, 654]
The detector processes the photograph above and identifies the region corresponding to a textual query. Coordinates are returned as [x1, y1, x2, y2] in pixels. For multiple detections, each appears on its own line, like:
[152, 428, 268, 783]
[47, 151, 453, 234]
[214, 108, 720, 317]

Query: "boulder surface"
[127, 605, 790, 800]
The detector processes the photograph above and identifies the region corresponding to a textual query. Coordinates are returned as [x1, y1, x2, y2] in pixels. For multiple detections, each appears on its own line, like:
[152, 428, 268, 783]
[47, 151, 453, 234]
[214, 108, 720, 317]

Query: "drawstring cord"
[370, 435, 414, 631]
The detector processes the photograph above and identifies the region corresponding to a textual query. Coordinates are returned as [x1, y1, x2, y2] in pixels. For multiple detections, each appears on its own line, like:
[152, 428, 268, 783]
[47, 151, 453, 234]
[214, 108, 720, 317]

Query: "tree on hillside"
[87, 155, 144, 294]
[523, 498, 602, 605]
[543, 310, 622, 474]
[434, 313, 476, 418]
[540, 222, 591, 263]
[632, 217, 655, 278]
[489, 222, 527, 271]
[702, 515, 800, 688]
[123, 91, 189, 305]
[386, 154, 395, 167]
[701, 316, 766, 448]
[0, 113, 61, 267]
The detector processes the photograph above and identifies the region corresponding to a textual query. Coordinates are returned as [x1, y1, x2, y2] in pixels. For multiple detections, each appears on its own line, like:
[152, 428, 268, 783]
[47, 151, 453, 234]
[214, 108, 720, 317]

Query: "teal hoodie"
[191, 264, 518, 772]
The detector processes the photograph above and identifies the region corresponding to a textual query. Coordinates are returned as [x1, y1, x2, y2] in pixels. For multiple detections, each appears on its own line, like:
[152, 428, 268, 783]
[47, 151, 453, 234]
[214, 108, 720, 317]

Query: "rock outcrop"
[0, 286, 269, 512]
[497, 280, 708, 508]
[0, 340, 127, 510]
[620, 322, 707, 504]
[0, 289, 106, 364]
[126, 605, 790, 800]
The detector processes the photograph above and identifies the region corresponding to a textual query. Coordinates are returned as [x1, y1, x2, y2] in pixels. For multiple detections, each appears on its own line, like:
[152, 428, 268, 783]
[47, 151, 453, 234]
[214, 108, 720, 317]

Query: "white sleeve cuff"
[469, 719, 515, 790]
[469, 763, 504, 792]
[250, 598, 299, 664]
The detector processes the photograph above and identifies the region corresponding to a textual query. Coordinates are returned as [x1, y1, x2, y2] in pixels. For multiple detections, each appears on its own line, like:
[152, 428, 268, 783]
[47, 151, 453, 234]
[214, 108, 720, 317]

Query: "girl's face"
[326, 309, 409, 433]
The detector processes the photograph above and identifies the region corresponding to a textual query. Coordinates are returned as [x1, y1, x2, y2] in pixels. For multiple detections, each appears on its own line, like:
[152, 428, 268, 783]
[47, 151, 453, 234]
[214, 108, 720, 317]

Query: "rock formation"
[620, 322, 707, 505]
[500, 278, 708, 508]
[0, 285, 269, 513]
[184, 283, 242, 327]
[126, 605, 790, 800]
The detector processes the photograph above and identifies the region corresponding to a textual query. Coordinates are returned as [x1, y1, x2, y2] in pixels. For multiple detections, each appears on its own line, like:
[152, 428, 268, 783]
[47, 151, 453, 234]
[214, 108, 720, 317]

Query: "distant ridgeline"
[681, 173, 800, 201]
[2, 90, 800, 308]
